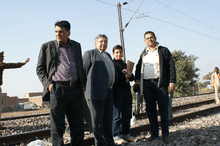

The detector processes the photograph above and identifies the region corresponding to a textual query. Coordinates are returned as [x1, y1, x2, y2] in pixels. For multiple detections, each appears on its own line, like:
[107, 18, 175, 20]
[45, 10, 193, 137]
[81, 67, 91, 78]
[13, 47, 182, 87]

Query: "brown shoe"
[123, 136, 137, 142]
[114, 139, 127, 145]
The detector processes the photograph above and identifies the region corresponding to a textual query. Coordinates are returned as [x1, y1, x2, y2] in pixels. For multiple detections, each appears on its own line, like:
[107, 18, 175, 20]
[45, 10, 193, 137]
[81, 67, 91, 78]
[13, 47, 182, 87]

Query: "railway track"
[0, 98, 216, 146]
[1, 92, 215, 121]
[82, 104, 220, 146]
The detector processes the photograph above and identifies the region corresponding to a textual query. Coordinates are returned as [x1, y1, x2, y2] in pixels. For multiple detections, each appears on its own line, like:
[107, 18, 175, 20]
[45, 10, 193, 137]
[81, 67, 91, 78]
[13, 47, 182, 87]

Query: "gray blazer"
[83, 48, 117, 101]
[36, 39, 85, 101]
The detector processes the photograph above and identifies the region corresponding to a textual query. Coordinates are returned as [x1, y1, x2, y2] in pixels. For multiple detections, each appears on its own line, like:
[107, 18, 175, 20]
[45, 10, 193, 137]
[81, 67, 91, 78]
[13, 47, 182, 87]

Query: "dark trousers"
[112, 90, 132, 137]
[168, 92, 173, 118]
[82, 97, 92, 131]
[88, 89, 114, 146]
[143, 80, 169, 137]
[50, 82, 84, 146]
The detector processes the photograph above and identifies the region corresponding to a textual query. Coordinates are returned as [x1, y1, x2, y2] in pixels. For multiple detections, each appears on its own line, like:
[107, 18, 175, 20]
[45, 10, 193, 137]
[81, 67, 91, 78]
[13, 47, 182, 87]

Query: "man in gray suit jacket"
[83, 34, 117, 146]
[36, 20, 84, 146]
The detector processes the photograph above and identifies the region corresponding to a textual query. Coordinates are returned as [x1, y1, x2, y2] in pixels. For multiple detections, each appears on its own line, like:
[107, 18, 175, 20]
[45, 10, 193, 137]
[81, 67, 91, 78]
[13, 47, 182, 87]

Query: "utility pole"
[117, 2, 126, 63]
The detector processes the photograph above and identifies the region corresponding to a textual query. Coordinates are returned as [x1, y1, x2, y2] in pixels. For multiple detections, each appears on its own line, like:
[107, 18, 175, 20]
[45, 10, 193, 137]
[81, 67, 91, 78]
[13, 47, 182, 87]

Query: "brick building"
[18, 98, 29, 103]
[23, 92, 49, 108]
[2, 93, 18, 112]
[23, 92, 43, 98]
[2, 92, 48, 112]
[28, 96, 43, 107]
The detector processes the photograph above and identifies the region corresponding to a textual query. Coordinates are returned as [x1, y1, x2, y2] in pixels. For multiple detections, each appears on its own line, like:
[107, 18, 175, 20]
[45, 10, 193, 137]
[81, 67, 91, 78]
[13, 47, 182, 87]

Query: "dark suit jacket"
[36, 39, 85, 101]
[83, 48, 117, 101]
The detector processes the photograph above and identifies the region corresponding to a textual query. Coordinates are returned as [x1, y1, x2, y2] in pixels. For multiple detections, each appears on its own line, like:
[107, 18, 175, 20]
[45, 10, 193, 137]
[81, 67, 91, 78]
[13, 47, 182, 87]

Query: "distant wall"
[24, 92, 43, 98]
[2, 94, 18, 112]
[18, 98, 29, 103]
[28, 96, 43, 107]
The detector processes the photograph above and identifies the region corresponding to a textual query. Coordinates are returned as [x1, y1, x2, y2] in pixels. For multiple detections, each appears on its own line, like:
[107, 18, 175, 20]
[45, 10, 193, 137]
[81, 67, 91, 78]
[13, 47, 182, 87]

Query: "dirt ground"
[1, 108, 50, 118]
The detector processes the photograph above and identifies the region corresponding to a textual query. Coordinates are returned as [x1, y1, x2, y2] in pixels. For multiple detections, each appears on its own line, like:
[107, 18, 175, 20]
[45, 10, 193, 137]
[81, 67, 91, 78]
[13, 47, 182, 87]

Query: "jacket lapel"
[95, 48, 108, 72]
[50, 40, 58, 59]
[70, 41, 78, 61]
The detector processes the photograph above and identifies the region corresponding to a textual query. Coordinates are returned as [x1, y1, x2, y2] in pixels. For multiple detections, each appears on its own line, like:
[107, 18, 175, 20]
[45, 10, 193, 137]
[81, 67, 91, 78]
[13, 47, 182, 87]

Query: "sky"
[0, 0, 220, 98]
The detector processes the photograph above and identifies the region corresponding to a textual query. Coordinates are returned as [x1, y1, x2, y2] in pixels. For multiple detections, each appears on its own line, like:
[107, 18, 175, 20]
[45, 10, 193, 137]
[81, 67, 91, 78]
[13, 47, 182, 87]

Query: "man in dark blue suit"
[83, 34, 117, 146]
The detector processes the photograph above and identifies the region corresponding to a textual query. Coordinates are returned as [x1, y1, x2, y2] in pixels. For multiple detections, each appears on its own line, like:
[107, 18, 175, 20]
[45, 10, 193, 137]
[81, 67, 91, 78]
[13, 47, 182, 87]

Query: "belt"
[55, 80, 78, 87]
[144, 78, 159, 82]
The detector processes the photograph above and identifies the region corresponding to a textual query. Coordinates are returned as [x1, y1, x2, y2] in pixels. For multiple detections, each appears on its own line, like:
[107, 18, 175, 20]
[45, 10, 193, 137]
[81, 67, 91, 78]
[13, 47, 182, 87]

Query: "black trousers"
[82, 96, 92, 131]
[143, 80, 169, 137]
[88, 89, 114, 146]
[112, 90, 132, 137]
[49, 82, 84, 146]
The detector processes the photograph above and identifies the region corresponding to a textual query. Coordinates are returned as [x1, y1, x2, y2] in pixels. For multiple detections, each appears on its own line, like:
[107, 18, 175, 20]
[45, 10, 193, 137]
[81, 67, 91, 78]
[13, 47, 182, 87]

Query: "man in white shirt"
[135, 31, 176, 144]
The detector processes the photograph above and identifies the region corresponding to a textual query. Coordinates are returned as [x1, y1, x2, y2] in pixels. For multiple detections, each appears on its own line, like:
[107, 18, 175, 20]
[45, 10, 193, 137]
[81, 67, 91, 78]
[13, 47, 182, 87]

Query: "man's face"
[55, 26, 70, 44]
[214, 68, 218, 72]
[144, 33, 157, 48]
[0, 57, 4, 62]
[95, 37, 108, 52]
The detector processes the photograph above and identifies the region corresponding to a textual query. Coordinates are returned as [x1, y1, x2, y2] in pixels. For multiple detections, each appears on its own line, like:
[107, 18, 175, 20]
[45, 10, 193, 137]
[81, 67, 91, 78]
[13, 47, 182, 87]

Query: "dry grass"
[2, 108, 50, 118]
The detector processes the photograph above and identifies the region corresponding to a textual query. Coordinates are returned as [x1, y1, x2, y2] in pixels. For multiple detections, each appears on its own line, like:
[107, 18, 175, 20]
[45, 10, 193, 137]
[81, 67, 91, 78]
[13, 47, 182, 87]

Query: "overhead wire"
[96, 0, 220, 41]
[148, 16, 220, 41]
[97, 0, 116, 7]
[123, 0, 145, 30]
[154, 0, 220, 33]
[123, 0, 135, 5]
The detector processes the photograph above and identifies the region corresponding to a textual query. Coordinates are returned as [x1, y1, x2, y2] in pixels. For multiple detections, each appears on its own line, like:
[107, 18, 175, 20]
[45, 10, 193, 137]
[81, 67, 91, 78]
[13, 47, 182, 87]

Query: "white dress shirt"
[143, 46, 160, 80]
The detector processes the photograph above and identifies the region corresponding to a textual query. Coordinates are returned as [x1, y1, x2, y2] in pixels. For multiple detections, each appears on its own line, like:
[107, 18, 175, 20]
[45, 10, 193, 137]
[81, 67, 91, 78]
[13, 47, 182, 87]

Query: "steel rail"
[135, 99, 214, 119]
[1, 113, 50, 121]
[1, 98, 215, 121]
[2, 92, 215, 121]
[0, 129, 50, 145]
[0, 122, 90, 145]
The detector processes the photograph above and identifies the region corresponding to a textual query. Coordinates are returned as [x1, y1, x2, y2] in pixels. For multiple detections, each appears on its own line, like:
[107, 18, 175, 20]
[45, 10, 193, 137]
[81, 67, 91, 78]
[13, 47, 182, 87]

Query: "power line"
[96, 0, 220, 41]
[123, 0, 135, 5]
[148, 16, 220, 41]
[97, 0, 116, 7]
[154, 0, 220, 33]
[96, 0, 140, 13]
[123, 0, 145, 30]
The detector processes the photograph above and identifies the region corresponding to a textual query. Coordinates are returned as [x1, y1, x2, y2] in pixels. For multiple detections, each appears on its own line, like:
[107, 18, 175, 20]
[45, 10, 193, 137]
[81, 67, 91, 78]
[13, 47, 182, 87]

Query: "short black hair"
[55, 20, 71, 32]
[112, 45, 123, 53]
[144, 31, 156, 39]
[215, 67, 219, 70]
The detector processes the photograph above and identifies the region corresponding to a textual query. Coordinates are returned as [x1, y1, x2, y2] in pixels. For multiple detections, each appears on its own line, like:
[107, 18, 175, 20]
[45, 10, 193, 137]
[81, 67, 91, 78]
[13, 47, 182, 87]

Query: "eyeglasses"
[97, 40, 108, 43]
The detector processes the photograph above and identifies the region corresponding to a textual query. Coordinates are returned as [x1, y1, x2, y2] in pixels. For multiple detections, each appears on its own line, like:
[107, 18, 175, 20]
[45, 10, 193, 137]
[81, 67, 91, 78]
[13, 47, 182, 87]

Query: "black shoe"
[147, 135, 158, 141]
[162, 136, 169, 144]
[0, 126, 6, 130]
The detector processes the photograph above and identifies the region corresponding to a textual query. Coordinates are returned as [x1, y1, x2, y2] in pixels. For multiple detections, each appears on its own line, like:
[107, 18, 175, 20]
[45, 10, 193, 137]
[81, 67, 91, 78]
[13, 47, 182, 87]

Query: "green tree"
[200, 81, 211, 88]
[202, 71, 213, 81]
[172, 50, 200, 97]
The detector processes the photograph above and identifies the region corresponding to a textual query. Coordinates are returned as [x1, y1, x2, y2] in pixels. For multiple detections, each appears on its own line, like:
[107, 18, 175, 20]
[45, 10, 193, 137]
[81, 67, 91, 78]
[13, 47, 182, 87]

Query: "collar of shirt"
[57, 38, 71, 48]
[97, 48, 105, 53]
[145, 42, 161, 53]
[97, 48, 106, 57]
